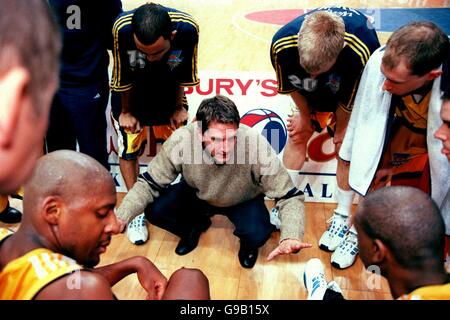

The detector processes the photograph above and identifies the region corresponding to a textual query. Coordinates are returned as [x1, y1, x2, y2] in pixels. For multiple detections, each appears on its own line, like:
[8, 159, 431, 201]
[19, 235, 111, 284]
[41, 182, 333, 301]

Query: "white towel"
[340, 47, 450, 207]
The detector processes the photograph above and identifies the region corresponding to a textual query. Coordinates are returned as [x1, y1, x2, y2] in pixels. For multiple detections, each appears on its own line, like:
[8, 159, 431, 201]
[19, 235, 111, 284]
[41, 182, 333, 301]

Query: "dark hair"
[0, 0, 61, 115]
[383, 21, 449, 76]
[132, 3, 172, 45]
[195, 95, 241, 134]
[355, 186, 445, 270]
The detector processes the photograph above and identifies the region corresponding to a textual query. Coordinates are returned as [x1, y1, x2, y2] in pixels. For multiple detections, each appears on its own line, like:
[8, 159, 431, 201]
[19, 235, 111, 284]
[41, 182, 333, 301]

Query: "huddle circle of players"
[0, 0, 449, 300]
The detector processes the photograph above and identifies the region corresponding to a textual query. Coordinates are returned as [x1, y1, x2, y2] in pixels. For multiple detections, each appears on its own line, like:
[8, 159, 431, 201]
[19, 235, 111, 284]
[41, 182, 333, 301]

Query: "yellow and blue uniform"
[110, 5, 199, 160]
[378, 90, 432, 192]
[270, 6, 380, 118]
[0, 228, 82, 300]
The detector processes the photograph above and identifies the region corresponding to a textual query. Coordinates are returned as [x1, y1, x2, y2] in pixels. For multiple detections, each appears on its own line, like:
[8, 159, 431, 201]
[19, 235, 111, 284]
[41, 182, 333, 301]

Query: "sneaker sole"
[331, 259, 356, 270]
[319, 244, 334, 252]
[132, 239, 147, 245]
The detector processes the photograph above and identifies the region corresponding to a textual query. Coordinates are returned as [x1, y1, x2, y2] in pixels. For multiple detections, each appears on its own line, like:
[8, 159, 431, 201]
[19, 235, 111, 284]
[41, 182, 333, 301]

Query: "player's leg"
[283, 111, 314, 188]
[45, 91, 77, 152]
[319, 108, 356, 266]
[162, 267, 210, 300]
[325, 107, 358, 269]
[112, 114, 149, 244]
[68, 82, 110, 170]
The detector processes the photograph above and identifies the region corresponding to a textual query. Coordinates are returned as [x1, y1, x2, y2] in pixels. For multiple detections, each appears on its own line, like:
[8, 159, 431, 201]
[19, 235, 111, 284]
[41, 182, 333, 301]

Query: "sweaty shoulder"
[35, 270, 114, 300]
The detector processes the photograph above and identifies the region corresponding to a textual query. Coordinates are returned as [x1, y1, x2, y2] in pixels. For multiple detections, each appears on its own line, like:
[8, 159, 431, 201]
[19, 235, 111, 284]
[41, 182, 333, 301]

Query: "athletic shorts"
[111, 113, 148, 160]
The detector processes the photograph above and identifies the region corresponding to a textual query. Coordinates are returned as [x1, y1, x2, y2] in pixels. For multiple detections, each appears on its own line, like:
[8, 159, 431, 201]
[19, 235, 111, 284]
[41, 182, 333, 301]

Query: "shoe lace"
[129, 215, 146, 229]
[326, 213, 346, 234]
[339, 232, 358, 254]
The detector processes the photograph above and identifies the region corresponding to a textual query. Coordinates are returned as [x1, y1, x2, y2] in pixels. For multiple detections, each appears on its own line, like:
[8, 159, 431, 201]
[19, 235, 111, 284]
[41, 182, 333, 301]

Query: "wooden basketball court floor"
[3, 0, 450, 300]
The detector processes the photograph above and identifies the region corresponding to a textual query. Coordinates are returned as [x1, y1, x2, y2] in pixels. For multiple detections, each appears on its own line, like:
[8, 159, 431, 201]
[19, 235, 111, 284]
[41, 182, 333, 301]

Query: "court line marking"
[231, 10, 272, 44]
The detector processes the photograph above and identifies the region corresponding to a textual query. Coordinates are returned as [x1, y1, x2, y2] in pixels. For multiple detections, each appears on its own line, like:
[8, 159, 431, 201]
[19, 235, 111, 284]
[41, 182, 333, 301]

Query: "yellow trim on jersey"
[180, 43, 199, 87]
[272, 39, 298, 56]
[339, 76, 361, 113]
[272, 35, 298, 53]
[0, 247, 82, 300]
[168, 12, 199, 33]
[344, 32, 370, 66]
[344, 32, 370, 60]
[271, 36, 298, 93]
[112, 14, 133, 91]
[0, 227, 13, 242]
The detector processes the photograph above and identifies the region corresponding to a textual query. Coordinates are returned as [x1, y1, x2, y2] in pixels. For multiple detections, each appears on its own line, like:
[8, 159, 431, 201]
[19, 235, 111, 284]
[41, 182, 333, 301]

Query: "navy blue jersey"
[48, 0, 123, 87]
[270, 6, 380, 112]
[111, 6, 199, 93]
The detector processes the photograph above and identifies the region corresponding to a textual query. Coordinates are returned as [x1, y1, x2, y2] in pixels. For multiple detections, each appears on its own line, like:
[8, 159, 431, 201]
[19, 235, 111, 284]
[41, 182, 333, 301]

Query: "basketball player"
[46, 0, 123, 169]
[354, 186, 450, 299]
[435, 56, 450, 262]
[340, 22, 449, 269]
[0, 151, 210, 300]
[305, 186, 450, 300]
[115, 95, 310, 269]
[270, 6, 380, 268]
[0, 0, 60, 194]
[110, 3, 199, 245]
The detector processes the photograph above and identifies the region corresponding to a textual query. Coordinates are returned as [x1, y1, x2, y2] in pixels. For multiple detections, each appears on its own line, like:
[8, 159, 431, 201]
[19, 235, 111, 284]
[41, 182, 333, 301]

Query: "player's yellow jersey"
[0, 228, 82, 300]
[398, 282, 450, 300]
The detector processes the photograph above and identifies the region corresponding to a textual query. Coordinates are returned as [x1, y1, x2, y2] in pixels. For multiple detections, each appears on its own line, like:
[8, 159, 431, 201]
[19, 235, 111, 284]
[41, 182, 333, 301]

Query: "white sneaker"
[127, 214, 148, 245]
[303, 258, 328, 300]
[331, 230, 358, 269]
[319, 212, 349, 252]
[269, 207, 281, 229]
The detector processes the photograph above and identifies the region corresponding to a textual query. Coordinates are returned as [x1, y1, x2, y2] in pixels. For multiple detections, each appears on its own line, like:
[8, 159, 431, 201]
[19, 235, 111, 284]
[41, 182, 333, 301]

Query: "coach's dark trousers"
[144, 179, 275, 249]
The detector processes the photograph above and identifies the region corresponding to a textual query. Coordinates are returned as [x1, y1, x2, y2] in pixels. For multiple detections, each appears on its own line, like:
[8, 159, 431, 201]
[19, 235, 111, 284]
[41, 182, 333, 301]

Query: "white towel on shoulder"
[339, 47, 450, 207]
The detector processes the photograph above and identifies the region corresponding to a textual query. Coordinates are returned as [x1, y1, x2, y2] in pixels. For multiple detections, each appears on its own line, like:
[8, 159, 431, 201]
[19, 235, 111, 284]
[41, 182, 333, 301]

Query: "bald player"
[0, 150, 209, 300]
[354, 186, 450, 300]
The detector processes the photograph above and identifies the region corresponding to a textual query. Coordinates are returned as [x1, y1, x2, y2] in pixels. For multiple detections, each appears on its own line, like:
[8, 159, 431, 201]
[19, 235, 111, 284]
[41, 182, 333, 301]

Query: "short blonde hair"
[298, 11, 345, 74]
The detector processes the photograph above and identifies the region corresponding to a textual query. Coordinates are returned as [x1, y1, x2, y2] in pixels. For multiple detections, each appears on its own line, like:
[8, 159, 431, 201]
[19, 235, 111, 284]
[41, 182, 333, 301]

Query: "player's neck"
[0, 225, 51, 267]
[388, 263, 448, 298]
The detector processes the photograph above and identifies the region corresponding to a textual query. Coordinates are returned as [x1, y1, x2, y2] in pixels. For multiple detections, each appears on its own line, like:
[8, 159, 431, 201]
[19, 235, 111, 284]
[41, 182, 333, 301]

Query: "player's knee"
[288, 132, 310, 145]
[171, 267, 209, 285]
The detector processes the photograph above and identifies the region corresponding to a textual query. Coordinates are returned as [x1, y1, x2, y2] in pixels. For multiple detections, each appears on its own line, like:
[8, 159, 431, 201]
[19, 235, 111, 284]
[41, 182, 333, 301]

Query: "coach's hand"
[170, 107, 188, 130]
[116, 216, 127, 233]
[119, 112, 141, 133]
[266, 239, 312, 261]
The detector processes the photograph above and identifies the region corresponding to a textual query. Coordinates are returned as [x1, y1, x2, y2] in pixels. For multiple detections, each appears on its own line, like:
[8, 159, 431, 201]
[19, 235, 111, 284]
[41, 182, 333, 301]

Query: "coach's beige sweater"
[116, 124, 305, 242]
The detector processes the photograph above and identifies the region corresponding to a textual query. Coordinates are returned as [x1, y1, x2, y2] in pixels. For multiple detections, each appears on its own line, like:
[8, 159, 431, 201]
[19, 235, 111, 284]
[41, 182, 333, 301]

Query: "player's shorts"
[310, 111, 336, 136]
[111, 113, 148, 160]
[111, 113, 177, 160]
